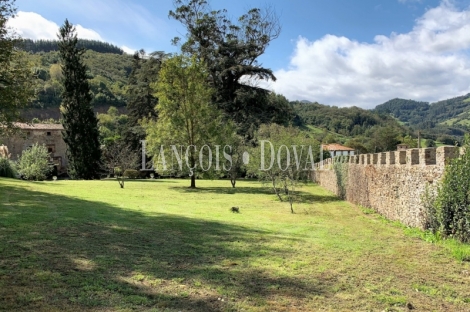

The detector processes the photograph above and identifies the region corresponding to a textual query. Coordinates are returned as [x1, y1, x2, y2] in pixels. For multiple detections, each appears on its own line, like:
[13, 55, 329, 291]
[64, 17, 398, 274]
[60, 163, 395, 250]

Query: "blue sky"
[9, 0, 470, 108]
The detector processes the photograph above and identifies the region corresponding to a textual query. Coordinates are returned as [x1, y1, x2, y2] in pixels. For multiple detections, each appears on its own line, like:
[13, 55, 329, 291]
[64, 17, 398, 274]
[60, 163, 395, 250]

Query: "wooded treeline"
[19, 39, 124, 54]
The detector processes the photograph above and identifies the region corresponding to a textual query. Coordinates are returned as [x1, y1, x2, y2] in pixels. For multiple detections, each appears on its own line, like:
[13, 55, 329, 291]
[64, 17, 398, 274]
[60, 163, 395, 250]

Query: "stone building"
[1, 123, 67, 173]
[322, 143, 355, 157]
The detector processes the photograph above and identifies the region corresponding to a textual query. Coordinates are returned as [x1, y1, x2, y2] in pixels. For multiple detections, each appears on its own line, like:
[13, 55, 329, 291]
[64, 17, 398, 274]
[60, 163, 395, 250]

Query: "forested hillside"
[374, 94, 470, 143]
[25, 49, 133, 109]
[293, 101, 410, 153]
[293, 101, 400, 136]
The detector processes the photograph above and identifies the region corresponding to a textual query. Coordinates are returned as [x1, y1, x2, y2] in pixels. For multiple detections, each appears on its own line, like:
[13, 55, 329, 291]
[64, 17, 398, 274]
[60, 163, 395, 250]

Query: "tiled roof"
[13, 122, 64, 130]
[322, 143, 355, 151]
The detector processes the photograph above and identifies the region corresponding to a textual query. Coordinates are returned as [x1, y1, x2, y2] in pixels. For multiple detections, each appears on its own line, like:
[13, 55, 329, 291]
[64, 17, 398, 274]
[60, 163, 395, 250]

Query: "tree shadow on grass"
[169, 185, 342, 203]
[295, 192, 342, 204]
[99, 178, 181, 184]
[0, 184, 331, 312]
[169, 185, 275, 195]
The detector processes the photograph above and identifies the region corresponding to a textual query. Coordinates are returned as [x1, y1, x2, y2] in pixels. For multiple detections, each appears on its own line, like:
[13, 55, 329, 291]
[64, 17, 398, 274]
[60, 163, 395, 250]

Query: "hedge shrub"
[16, 143, 52, 181]
[0, 157, 17, 178]
[123, 169, 139, 179]
[432, 136, 470, 242]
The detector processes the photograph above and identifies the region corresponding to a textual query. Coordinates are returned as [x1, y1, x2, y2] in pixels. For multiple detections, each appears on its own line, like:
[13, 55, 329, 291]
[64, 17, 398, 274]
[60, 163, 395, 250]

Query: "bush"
[430, 135, 470, 242]
[16, 143, 52, 181]
[0, 157, 17, 178]
[123, 169, 139, 179]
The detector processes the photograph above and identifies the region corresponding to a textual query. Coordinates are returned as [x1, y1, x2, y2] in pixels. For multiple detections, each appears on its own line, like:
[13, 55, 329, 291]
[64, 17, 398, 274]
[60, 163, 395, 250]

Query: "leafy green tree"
[16, 143, 52, 180]
[366, 126, 401, 152]
[399, 135, 418, 148]
[97, 106, 128, 145]
[345, 138, 368, 154]
[425, 139, 436, 147]
[58, 19, 101, 179]
[144, 55, 228, 188]
[323, 133, 337, 144]
[0, 0, 35, 135]
[170, 0, 287, 136]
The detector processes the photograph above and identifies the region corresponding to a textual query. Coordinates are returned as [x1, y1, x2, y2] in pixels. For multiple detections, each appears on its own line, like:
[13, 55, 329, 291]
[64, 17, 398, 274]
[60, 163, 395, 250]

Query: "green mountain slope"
[22, 42, 133, 109]
[293, 101, 408, 152]
[374, 94, 470, 142]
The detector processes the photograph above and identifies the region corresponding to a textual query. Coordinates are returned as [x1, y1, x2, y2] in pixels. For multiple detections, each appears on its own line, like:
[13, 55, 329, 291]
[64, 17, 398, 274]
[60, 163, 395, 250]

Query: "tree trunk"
[190, 154, 196, 188]
[231, 179, 236, 188]
[190, 174, 196, 188]
[271, 175, 283, 201]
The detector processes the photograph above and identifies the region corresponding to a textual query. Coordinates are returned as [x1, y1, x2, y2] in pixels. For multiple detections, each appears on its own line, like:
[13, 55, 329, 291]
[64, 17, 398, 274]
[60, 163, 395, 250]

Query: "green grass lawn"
[0, 178, 469, 311]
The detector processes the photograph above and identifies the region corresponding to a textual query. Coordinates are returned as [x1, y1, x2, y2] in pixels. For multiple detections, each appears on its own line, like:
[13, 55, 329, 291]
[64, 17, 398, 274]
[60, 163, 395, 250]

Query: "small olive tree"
[16, 143, 52, 181]
[102, 142, 139, 188]
[222, 133, 248, 188]
[248, 124, 319, 213]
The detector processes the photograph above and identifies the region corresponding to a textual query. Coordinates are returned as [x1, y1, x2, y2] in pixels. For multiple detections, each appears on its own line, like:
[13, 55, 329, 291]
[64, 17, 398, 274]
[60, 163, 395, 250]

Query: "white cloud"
[74, 25, 103, 41]
[121, 45, 137, 55]
[269, 1, 470, 108]
[7, 11, 104, 41]
[51, 0, 169, 40]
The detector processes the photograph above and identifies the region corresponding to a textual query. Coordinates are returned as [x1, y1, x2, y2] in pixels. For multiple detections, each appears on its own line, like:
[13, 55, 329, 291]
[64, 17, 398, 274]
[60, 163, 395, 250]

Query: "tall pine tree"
[58, 20, 101, 179]
[124, 50, 167, 156]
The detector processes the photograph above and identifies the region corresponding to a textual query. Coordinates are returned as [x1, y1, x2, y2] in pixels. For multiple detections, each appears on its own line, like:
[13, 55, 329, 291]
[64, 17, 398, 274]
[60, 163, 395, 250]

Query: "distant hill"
[293, 101, 402, 137]
[373, 94, 470, 142]
[19, 42, 133, 110]
[292, 101, 408, 153]
[19, 39, 124, 55]
[374, 98, 430, 122]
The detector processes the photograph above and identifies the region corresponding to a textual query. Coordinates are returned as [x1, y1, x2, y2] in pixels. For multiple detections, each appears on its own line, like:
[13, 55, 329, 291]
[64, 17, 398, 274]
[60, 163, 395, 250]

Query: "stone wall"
[312, 146, 460, 229]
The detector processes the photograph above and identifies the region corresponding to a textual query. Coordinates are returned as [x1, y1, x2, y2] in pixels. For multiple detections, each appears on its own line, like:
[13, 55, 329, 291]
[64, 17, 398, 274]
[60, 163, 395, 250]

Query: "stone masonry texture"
[312, 146, 459, 229]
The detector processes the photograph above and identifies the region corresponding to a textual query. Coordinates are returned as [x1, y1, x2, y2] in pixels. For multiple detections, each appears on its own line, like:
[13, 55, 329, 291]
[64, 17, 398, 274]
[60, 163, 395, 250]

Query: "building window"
[47, 145, 55, 154]
[46, 132, 51, 136]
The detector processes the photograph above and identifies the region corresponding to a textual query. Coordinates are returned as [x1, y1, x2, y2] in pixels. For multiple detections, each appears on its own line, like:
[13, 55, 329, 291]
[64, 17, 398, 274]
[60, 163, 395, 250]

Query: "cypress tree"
[58, 19, 101, 179]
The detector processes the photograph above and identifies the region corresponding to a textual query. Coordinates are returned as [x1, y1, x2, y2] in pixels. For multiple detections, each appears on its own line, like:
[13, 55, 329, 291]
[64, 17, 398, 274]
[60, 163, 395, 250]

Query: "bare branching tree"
[102, 143, 139, 188]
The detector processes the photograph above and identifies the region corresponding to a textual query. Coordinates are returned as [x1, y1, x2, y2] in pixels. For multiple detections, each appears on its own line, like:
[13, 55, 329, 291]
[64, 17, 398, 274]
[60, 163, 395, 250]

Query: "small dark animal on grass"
[231, 207, 240, 213]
